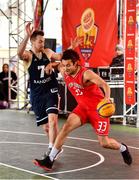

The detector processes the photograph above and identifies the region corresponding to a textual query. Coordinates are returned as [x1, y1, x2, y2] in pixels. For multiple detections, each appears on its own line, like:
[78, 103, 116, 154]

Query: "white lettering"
[34, 77, 51, 84]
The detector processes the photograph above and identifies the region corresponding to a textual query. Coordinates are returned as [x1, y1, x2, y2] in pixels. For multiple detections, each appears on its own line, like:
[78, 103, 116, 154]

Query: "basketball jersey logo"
[75, 88, 83, 96]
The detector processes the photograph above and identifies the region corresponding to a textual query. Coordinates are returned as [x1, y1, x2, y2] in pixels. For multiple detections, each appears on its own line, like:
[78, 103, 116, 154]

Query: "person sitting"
[110, 44, 124, 67]
[110, 44, 124, 77]
[0, 81, 8, 109]
[0, 63, 17, 102]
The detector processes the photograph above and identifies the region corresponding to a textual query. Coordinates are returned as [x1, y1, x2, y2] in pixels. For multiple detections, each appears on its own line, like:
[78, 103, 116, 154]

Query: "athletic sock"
[48, 142, 53, 149]
[49, 147, 59, 161]
[120, 144, 127, 152]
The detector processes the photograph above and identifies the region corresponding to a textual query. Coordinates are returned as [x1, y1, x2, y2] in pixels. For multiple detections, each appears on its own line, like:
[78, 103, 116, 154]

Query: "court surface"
[0, 109, 139, 179]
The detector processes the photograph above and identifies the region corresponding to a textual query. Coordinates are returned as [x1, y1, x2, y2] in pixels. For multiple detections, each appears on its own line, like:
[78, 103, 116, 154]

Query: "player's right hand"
[70, 36, 83, 49]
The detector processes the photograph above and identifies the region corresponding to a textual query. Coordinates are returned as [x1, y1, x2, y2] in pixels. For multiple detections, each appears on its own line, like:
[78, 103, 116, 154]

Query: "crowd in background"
[0, 63, 17, 109]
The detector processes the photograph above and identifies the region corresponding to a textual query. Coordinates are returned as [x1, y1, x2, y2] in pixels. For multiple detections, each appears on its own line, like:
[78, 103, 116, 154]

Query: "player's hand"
[25, 22, 34, 37]
[103, 97, 111, 103]
[70, 36, 83, 49]
[45, 63, 53, 75]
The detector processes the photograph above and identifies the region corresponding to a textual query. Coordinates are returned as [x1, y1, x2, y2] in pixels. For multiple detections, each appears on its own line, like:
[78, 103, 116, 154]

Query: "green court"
[0, 163, 53, 179]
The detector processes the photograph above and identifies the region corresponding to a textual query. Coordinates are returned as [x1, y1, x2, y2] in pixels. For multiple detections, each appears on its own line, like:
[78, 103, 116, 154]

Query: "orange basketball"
[97, 99, 115, 118]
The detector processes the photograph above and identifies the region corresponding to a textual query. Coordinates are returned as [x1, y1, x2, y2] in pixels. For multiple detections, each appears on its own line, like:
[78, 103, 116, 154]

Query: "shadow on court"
[0, 109, 139, 179]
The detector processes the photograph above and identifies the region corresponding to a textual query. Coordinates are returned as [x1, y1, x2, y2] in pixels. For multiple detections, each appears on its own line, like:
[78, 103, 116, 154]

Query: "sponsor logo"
[34, 77, 51, 84]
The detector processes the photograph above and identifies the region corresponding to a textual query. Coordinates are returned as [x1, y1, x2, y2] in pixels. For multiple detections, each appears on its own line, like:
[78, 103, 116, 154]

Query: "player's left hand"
[103, 97, 112, 103]
[45, 63, 53, 75]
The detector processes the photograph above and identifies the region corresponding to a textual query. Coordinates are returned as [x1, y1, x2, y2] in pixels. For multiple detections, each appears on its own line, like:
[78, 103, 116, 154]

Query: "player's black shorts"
[31, 89, 59, 126]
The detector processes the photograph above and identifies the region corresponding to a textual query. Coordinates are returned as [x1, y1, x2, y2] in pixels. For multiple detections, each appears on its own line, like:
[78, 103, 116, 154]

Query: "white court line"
[0, 141, 104, 175]
[0, 129, 46, 136]
[0, 162, 59, 180]
[128, 146, 139, 150]
[0, 129, 98, 142]
[0, 129, 138, 150]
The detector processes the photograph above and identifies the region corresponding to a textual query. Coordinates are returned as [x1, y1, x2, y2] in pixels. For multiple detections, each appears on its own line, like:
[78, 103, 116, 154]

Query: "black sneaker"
[121, 143, 132, 165]
[33, 156, 54, 171]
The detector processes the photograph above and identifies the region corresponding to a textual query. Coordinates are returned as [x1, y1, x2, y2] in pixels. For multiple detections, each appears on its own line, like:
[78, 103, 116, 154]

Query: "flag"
[125, 0, 136, 104]
[34, 0, 43, 30]
[62, 0, 118, 67]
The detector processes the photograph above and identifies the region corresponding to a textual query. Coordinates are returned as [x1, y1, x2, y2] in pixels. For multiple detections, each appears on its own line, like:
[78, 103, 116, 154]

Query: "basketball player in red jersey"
[33, 49, 132, 171]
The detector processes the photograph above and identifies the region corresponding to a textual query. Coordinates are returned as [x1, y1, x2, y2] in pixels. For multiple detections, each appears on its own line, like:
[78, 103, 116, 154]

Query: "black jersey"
[28, 51, 59, 98]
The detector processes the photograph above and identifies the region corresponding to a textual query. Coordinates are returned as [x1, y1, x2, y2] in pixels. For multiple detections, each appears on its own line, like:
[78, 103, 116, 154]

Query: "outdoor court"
[0, 109, 139, 179]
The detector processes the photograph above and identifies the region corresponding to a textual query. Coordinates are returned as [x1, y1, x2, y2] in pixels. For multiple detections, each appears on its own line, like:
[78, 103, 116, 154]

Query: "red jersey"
[64, 67, 104, 107]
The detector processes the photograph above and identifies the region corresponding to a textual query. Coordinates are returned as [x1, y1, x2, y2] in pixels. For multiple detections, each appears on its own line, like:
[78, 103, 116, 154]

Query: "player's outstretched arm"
[17, 22, 33, 61]
[49, 36, 82, 61]
[69, 36, 83, 49]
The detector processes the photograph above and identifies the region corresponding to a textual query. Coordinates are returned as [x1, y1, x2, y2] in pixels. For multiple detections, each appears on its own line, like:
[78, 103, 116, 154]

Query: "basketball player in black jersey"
[17, 22, 81, 159]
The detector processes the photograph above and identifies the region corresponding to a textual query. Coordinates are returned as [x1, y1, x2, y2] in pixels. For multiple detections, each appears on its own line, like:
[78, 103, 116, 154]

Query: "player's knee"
[101, 142, 110, 148]
[98, 138, 110, 148]
[61, 122, 72, 134]
[49, 117, 57, 127]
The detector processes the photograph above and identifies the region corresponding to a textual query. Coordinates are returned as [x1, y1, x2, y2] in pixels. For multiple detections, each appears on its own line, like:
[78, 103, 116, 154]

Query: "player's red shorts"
[72, 103, 110, 136]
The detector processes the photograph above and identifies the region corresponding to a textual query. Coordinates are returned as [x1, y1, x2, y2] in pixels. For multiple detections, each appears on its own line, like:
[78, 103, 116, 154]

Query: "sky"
[0, 0, 62, 48]
[0, 0, 9, 10]
[0, 0, 9, 48]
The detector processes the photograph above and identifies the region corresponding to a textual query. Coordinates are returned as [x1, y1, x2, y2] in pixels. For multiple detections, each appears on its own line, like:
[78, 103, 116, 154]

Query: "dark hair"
[30, 30, 44, 41]
[62, 49, 80, 63]
[2, 63, 9, 68]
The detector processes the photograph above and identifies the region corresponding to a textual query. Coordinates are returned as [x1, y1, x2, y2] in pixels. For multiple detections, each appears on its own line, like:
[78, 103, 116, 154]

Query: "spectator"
[0, 81, 8, 109]
[0, 63, 17, 102]
[109, 44, 124, 77]
[110, 44, 124, 67]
